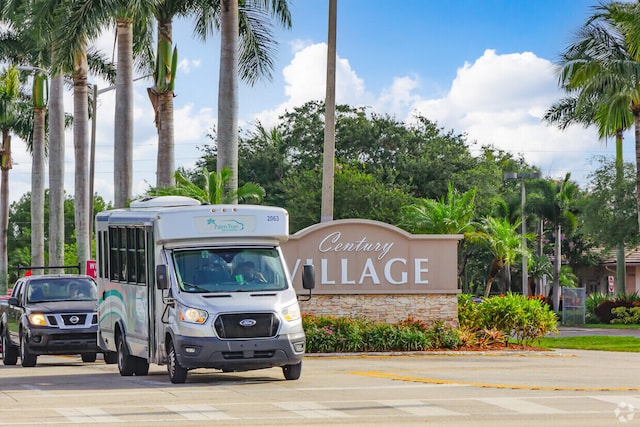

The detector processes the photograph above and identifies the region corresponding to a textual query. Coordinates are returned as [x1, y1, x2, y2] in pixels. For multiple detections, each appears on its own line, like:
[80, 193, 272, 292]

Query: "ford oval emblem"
[239, 318, 257, 327]
[69, 315, 80, 324]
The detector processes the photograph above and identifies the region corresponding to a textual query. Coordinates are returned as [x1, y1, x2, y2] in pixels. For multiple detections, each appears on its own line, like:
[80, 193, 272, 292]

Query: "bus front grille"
[214, 313, 280, 339]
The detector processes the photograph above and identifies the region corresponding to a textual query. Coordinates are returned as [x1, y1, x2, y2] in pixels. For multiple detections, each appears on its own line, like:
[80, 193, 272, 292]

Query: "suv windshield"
[173, 248, 288, 293]
[27, 278, 97, 303]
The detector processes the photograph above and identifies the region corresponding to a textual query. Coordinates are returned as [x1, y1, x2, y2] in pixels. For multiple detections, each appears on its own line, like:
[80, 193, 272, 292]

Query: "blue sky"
[7, 0, 622, 204]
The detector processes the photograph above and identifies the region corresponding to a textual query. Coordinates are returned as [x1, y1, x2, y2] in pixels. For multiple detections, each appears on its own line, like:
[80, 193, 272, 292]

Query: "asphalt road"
[2, 347, 640, 427]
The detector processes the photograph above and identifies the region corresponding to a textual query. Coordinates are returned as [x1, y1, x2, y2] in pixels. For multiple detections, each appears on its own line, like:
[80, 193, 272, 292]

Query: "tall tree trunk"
[484, 258, 503, 297]
[31, 106, 46, 267]
[217, 0, 239, 201]
[0, 130, 11, 292]
[634, 113, 640, 233]
[616, 243, 627, 294]
[156, 19, 175, 188]
[114, 18, 134, 208]
[73, 46, 90, 274]
[157, 91, 175, 187]
[321, 0, 337, 222]
[552, 224, 561, 312]
[614, 130, 627, 293]
[49, 72, 65, 272]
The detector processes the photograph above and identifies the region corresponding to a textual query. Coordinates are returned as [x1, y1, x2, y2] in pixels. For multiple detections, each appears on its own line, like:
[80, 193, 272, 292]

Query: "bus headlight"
[179, 305, 208, 324]
[281, 304, 301, 322]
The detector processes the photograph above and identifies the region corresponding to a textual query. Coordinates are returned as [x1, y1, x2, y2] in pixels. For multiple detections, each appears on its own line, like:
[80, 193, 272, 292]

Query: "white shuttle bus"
[95, 196, 314, 383]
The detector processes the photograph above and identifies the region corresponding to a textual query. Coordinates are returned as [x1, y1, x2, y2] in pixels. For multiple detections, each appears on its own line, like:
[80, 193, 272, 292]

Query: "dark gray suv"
[1, 275, 101, 367]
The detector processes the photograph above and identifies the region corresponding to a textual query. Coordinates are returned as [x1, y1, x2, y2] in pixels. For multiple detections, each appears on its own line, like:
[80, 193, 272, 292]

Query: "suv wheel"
[20, 334, 37, 367]
[2, 330, 18, 365]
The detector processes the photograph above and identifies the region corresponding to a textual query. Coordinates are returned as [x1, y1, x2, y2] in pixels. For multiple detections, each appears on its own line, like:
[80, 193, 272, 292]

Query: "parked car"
[0, 297, 7, 355]
[0, 275, 104, 367]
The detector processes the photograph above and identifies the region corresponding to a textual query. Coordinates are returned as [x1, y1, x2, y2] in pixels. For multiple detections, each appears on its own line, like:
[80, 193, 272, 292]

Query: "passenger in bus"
[197, 256, 231, 284]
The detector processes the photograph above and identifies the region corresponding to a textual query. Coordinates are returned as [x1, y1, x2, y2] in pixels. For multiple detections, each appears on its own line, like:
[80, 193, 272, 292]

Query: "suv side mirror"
[8, 296, 18, 306]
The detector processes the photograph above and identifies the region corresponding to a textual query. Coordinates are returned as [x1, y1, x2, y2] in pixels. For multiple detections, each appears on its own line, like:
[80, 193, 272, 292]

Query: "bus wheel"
[134, 357, 150, 376]
[81, 353, 97, 363]
[117, 335, 135, 376]
[103, 351, 117, 364]
[167, 340, 187, 384]
[282, 362, 302, 380]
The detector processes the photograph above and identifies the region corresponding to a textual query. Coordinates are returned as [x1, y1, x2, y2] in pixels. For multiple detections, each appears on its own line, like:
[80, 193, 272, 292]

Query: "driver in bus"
[236, 261, 267, 283]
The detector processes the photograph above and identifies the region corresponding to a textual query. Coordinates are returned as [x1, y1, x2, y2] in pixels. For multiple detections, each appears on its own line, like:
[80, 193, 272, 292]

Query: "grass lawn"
[538, 331, 640, 352]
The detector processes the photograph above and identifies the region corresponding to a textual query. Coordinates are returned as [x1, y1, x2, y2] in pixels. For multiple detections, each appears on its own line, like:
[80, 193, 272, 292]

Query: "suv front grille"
[214, 313, 279, 339]
[45, 313, 97, 328]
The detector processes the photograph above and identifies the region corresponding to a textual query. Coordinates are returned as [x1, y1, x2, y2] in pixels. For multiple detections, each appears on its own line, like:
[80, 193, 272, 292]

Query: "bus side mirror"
[156, 265, 168, 290]
[302, 265, 315, 290]
[298, 265, 314, 301]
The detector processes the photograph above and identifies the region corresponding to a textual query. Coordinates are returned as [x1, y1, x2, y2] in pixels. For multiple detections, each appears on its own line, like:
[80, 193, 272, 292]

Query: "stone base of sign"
[299, 293, 458, 325]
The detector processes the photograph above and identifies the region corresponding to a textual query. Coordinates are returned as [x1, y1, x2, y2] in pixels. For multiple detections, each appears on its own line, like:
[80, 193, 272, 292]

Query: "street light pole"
[504, 172, 540, 297]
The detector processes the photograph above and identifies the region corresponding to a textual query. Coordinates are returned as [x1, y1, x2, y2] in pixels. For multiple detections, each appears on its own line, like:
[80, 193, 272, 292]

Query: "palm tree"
[550, 2, 640, 230]
[29, 69, 47, 268]
[144, 0, 293, 191]
[47, 0, 119, 273]
[467, 216, 529, 298]
[0, 67, 31, 291]
[0, 13, 46, 269]
[537, 175, 578, 311]
[398, 184, 478, 292]
[398, 183, 476, 235]
[545, 4, 637, 297]
[190, 0, 292, 199]
[148, 166, 265, 204]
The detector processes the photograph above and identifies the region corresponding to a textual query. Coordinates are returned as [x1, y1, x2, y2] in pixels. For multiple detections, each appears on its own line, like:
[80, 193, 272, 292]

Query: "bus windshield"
[172, 248, 288, 293]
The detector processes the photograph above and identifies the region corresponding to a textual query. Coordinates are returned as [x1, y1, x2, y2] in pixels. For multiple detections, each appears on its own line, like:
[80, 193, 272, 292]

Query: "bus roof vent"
[129, 196, 201, 209]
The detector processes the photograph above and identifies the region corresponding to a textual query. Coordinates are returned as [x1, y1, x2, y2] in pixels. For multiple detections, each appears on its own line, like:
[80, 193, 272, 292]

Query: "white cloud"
[254, 42, 369, 128]
[409, 49, 608, 186]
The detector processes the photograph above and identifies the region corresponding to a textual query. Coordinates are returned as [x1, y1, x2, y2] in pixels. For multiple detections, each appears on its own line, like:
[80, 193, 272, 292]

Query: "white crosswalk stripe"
[475, 397, 566, 414]
[165, 404, 235, 420]
[273, 401, 352, 418]
[55, 407, 122, 423]
[377, 399, 466, 416]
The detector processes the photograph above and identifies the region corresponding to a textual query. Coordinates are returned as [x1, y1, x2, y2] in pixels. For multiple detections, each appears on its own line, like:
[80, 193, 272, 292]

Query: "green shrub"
[303, 293, 556, 353]
[303, 314, 444, 353]
[458, 293, 558, 346]
[611, 307, 640, 325]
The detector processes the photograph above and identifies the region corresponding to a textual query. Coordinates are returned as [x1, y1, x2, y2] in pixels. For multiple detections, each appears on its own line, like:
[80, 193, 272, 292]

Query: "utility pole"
[321, 0, 337, 223]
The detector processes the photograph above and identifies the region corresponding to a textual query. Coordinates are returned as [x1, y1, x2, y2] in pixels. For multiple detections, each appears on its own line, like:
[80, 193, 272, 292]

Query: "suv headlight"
[179, 304, 208, 324]
[281, 303, 301, 322]
[28, 313, 48, 326]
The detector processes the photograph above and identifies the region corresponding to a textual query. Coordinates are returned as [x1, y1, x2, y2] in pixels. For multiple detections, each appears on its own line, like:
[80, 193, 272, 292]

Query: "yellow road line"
[350, 371, 640, 392]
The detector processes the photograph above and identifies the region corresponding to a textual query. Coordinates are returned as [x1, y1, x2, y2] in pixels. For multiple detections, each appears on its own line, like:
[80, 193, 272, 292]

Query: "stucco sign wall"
[282, 219, 462, 294]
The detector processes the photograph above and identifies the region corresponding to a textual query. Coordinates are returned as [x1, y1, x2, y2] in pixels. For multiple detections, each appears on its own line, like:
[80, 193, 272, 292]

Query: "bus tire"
[167, 340, 187, 384]
[81, 352, 97, 363]
[134, 357, 150, 376]
[103, 351, 118, 364]
[117, 334, 135, 376]
[282, 362, 302, 380]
